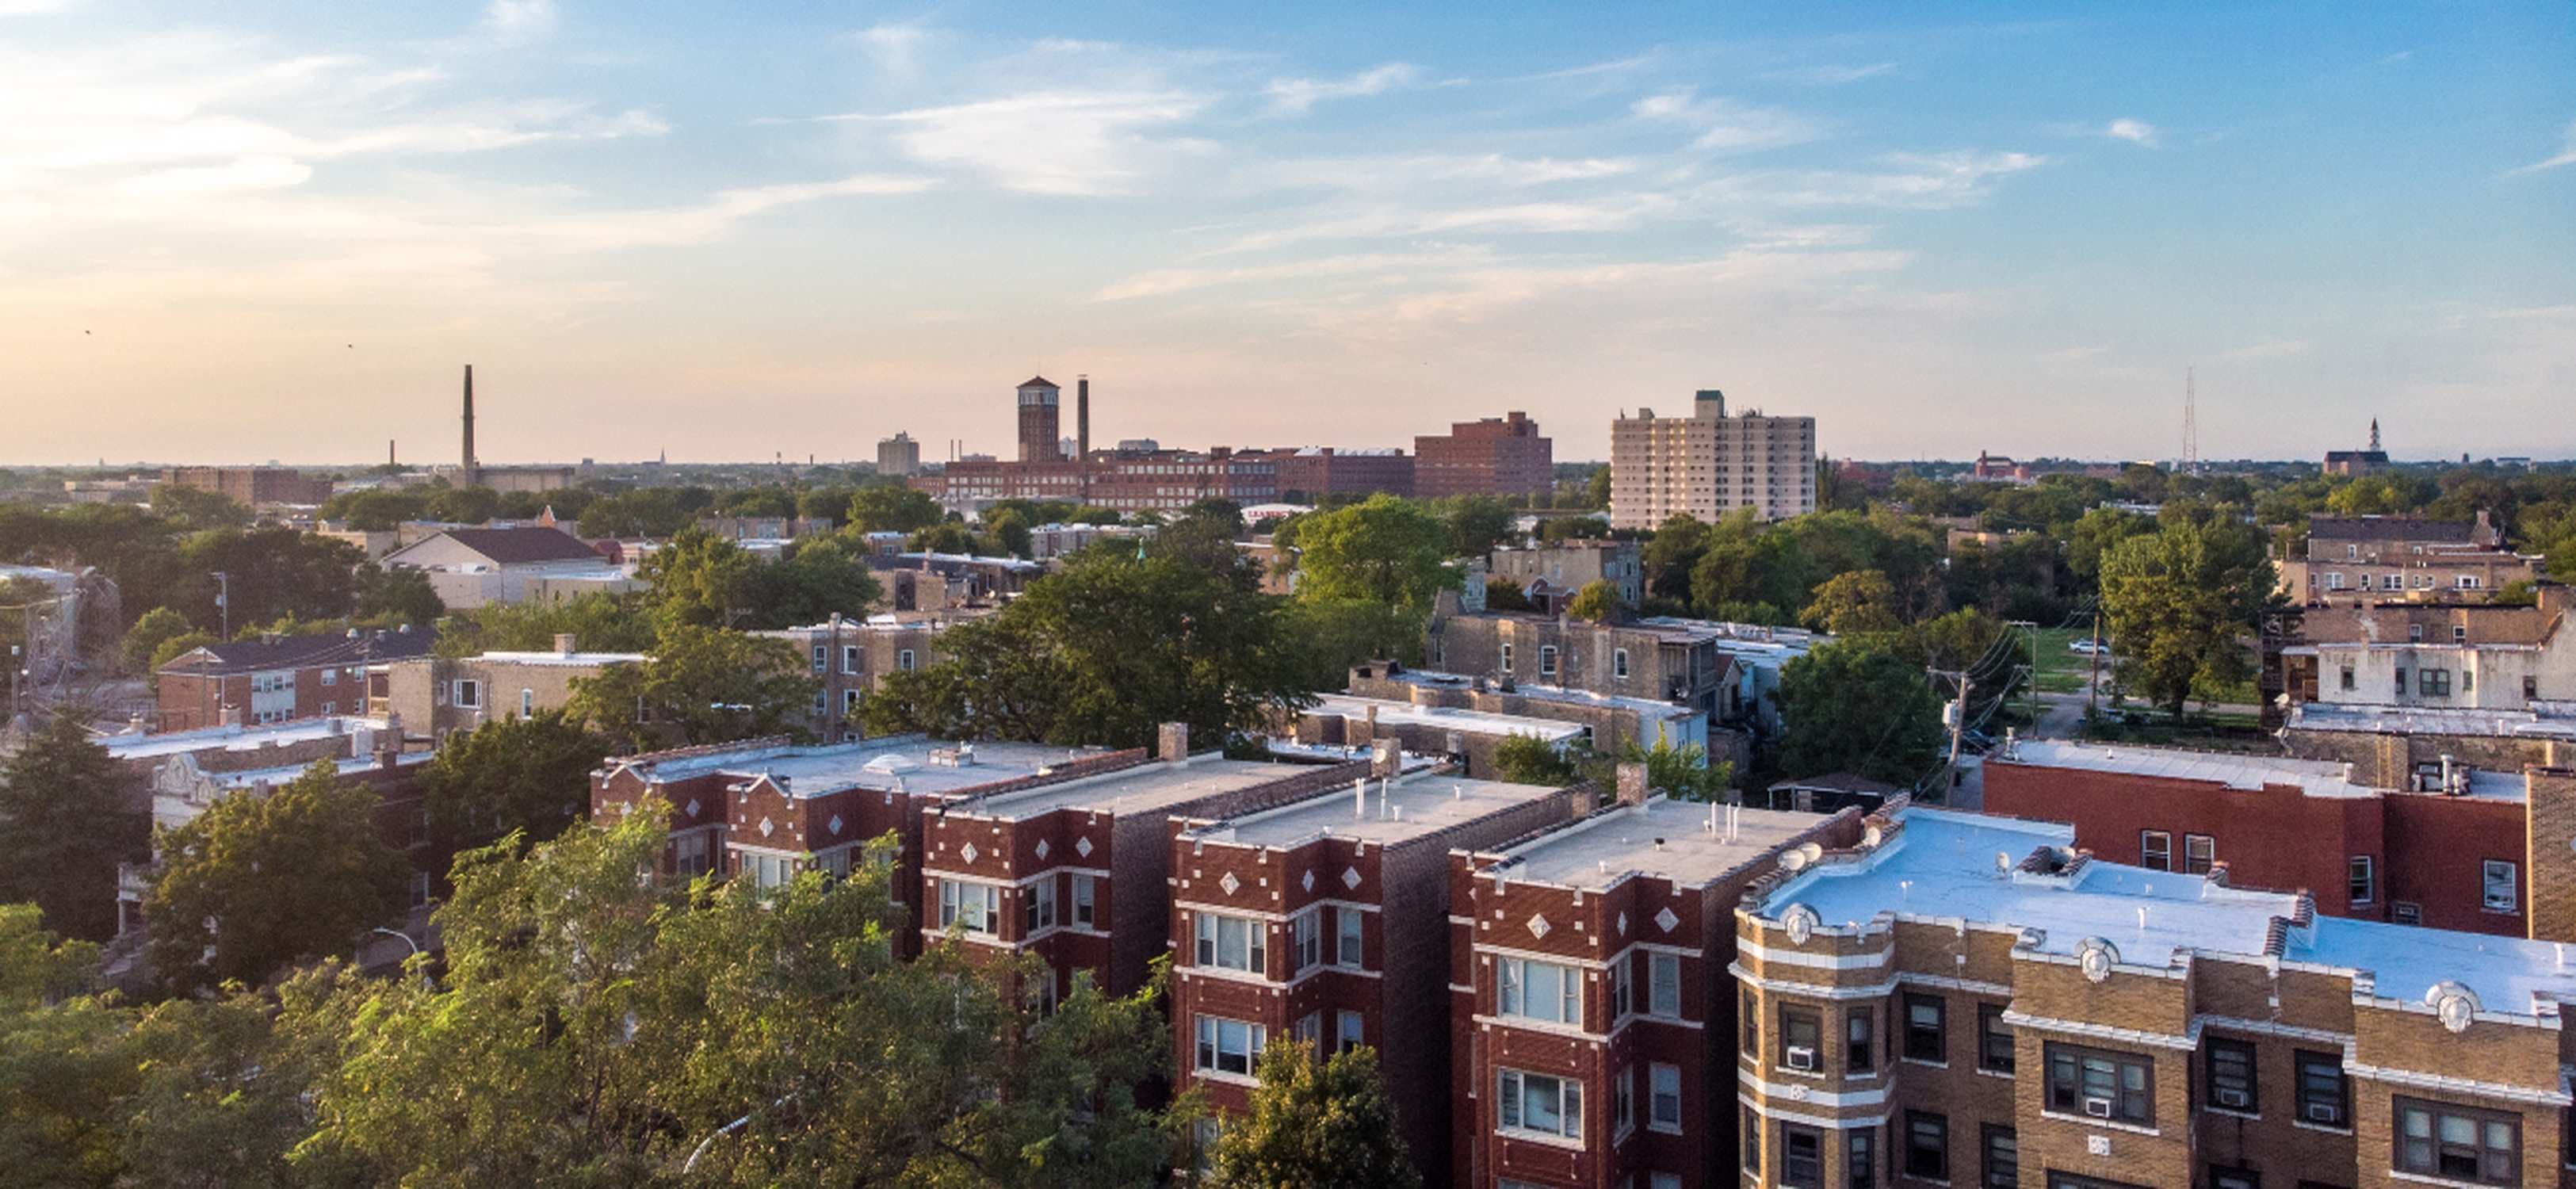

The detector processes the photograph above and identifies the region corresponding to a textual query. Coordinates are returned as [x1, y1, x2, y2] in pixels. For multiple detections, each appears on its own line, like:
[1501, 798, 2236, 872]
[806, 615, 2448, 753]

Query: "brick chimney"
[553, 633, 578, 656]
[1616, 761, 1650, 807]
[1159, 721, 1191, 764]
[2522, 767, 2576, 943]
[1370, 737, 1403, 779]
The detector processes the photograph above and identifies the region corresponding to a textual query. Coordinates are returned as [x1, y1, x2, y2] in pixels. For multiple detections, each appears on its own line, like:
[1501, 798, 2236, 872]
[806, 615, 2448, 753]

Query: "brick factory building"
[1248, 445, 1417, 501]
[1168, 748, 1584, 1183]
[1416, 411, 1554, 499]
[1733, 800, 2576, 1189]
[159, 465, 335, 507]
[1451, 778, 1861, 1189]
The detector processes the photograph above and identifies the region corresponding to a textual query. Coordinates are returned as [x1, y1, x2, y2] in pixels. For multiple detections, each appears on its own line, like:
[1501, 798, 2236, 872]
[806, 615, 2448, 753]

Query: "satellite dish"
[1862, 824, 1884, 848]
[1798, 842, 1825, 864]
[1779, 851, 1810, 872]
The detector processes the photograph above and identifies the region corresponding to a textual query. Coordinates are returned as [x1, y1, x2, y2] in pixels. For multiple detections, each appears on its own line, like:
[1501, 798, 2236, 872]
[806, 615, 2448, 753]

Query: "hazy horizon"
[4, 2, 2570, 467]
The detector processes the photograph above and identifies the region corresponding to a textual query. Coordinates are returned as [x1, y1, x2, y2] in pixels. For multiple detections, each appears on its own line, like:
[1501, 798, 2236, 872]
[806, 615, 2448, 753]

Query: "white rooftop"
[1496, 796, 1829, 889]
[1764, 809, 2576, 1022]
[617, 737, 1089, 800]
[1371, 668, 1697, 722]
[950, 755, 1300, 821]
[103, 717, 389, 761]
[1308, 694, 1584, 742]
[2287, 701, 2576, 741]
[1997, 738, 2530, 802]
[475, 649, 650, 666]
[1184, 767, 1565, 848]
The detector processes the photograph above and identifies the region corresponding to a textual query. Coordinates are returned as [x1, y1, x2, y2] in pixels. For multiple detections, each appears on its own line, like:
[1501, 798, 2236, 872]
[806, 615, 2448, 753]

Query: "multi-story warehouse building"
[1416, 412, 1554, 499]
[1168, 755, 1584, 1183]
[1733, 797, 2576, 1189]
[1450, 779, 1863, 1189]
[1250, 445, 1417, 501]
[1608, 390, 1816, 530]
[159, 465, 336, 507]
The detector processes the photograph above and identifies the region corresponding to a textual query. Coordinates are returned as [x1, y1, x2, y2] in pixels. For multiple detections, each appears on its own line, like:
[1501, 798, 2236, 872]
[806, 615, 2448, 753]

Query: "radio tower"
[2182, 366, 2198, 473]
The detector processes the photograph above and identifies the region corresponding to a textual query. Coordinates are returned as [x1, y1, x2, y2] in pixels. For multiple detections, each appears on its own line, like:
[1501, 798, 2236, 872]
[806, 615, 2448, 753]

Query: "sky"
[2, 1, 2570, 468]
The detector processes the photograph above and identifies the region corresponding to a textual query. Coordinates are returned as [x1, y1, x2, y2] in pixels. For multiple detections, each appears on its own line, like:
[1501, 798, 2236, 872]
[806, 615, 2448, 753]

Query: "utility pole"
[1932, 670, 1972, 805]
[2085, 605, 2106, 723]
[212, 571, 231, 640]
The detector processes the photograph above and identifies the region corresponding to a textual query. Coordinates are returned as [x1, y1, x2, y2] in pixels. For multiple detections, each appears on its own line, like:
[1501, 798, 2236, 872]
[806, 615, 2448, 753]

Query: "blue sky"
[2, 1, 2569, 465]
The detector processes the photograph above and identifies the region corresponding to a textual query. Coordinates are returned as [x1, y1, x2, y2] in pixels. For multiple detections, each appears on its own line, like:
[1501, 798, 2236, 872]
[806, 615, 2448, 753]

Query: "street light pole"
[212, 571, 231, 640]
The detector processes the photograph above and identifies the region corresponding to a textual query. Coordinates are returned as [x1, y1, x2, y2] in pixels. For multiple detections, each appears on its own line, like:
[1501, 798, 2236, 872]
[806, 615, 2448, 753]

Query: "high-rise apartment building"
[1609, 390, 1815, 529]
[1416, 411, 1554, 499]
[877, 432, 921, 476]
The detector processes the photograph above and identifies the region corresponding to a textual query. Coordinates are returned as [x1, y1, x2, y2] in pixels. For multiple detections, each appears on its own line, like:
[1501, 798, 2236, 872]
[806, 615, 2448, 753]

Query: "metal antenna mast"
[2183, 366, 2198, 473]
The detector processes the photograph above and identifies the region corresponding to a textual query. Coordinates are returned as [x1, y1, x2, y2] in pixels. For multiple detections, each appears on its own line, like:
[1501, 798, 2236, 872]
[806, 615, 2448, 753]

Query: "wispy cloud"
[1239, 152, 1638, 193]
[2102, 117, 2158, 147]
[2379, 50, 2413, 64]
[2503, 119, 2576, 177]
[1097, 247, 1494, 301]
[479, 0, 556, 47]
[1500, 54, 1658, 83]
[827, 90, 1214, 197]
[853, 21, 931, 75]
[1703, 150, 2047, 210]
[1760, 62, 1896, 86]
[1631, 88, 1821, 152]
[2213, 338, 2310, 361]
[1262, 63, 1420, 117]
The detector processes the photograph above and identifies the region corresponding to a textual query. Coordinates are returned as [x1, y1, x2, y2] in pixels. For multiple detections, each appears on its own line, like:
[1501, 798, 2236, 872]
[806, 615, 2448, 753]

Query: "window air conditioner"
[2305, 1102, 2340, 1126]
[2216, 1088, 2250, 1110]
[2083, 1097, 2113, 1118]
[1784, 1046, 1817, 1072]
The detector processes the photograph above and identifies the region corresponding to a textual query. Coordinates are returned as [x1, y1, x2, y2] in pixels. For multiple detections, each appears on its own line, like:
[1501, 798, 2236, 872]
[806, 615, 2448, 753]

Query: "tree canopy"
[0, 717, 147, 942]
[567, 623, 817, 751]
[416, 710, 611, 868]
[2098, 505, 2276, 717]
[1774, 640, 1945, 788]
[1290, 495, 1457, 610]
[1205, 1041, 1421, 1189]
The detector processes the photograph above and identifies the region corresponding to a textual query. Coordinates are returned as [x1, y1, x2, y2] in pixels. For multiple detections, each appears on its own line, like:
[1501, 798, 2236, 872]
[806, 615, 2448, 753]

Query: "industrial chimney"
[461, 364, 478, 477]
[1076, 374, 1092, 502]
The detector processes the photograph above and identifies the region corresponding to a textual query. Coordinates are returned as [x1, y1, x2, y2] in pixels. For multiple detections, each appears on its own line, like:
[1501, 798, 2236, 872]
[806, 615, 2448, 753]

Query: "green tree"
[1597, 739, 1735, 803]
[1775, 640, 1944, 786]
[567, 624, 816, 751]
[416, 711, 611, 866]
[2097, 510, 2276, 718]
[424, 485, 501, 525]
[147, 629, 220, 675]
[1564, 579, 1620, 622]
[323, 488, 428, 531]
[638, 527, 761, 629]
[353, 562, 444, 626]
[432, 592, 655, 659]
[174, 526, 366, 634]
[1280, 598, 1427, 692]
[1492, 732, 1580, 786]
[748, 535, 881, 626]
[848, 484, 944, 534]
[120, 605, 196, 672]
[1206, 1041, 1421, 1189]
[0, 716, 147, 942]
[1640, 514, 1711, 603]
[0, 904, 137, 1186]
[1481, 578, 1535, 613]
[1292, 495, 1457, 610]
[143, 759, 408, 994]
[2066, 507, 2155, 583]
[1584, 465, 1611, 509]
[149, 484, 254, 530]
[1433, 495, 1516, 558]
[866, 551, 1313, 750]
[1802, 569, 1901, 635]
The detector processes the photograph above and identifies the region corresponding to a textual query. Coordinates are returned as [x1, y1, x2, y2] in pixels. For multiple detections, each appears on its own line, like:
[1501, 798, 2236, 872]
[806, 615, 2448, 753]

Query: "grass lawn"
[2029, 626, 2103, 694]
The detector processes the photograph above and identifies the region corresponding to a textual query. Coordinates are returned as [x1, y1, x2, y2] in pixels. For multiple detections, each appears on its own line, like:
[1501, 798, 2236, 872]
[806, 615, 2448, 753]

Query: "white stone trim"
[1729, 962, 1896, 1000]
[1736, 1073, 1889, 1109]
[1475, 1014, 1603, 1043]
[1736, 937, 1892, 970]
[2348, 1061, 2574, 1107]
[1737, 1092, 1889, 1130]
[1476, 942, 1612, 971]
[2001, 1010, 2200, 1051]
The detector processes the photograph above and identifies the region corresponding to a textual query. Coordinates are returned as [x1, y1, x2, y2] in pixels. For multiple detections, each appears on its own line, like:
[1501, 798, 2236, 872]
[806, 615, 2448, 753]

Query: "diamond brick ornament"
[1654, 907, 1680, 933]
[1219, 872, 1242, 895]
[1035, 839, 1050, 861]
[1526, 914, 1551, 939]
[827, 814, 843, 836]
[1341, 867, 1362, 890]
[1301, 870, 1315, 893]
[1075, 835, 1093, 858]
[758, 816, 774, 838]
[960, 843, 979, 865]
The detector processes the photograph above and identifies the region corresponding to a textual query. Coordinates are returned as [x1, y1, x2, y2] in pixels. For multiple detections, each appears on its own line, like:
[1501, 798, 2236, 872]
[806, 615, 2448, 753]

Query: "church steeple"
[2369, 418, 2381, 452]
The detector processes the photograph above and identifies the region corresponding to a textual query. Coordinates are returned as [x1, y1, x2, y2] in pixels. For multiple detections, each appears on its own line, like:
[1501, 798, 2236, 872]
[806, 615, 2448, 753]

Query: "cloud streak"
[2503, 119, 2576, 176]
[2102, 118, 2158, 147]
[1631, 88, 1821, 152]
[1262, 63, 1420, 116]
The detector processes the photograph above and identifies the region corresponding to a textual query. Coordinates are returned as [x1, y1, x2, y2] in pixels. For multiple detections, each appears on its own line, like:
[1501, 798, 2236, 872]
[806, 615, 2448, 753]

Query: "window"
[1903, 993, 1945, 1063]
[2046, 1042, 2154, 1125]
[1290, 909, 1321, 972]
[319, 667, 337, 686]
[1336, 906, 1363, 967]
[1781, 1005, 1822, 1071]
[1846, 1007, 1875, 1073]
[408, 870, 431, 909]
[2140, 830, 2172, 871]
[842, 687, 862, 713]
[2207, 1037, 2259, 1113]
[1980, 1126, 2017, 1189]
[1613, 1065, 1634, 1135]
[2340, 665, 2356, 690]
[2527, 675, 2541, 700]
[1336, 1009, 1363, 1053]
[2395, 667, 2410, 697]
[319, 702, 335, 716]
[1022, 878, 1057, 932]
[2348, 856, 2375, 905]
[2295, 1049, 2348, 1129]
[1292, 1011, 1321, 1047]
[1538, 644, 1558, 678]
[2211, 1168, 2260, 1189]
[1649, 951, 1680, 1017]
[1649, 1062, 1680, 1131]
[2411, 623, 2427, 643]
[519, 689, 534, 717]
[1650, 1175, 1680, 1189]
[2394, 901, 2422, 925]
[748, 852, 794, 889]
[674, 831, 712, 877]
[1781, 1124, 1822, 1187]
[1500, 957, 1580, 1025]
[1194, 1015, 1264, 1078]
[897, 648, 916, 671]
[1904, 1112, 1947, 1180]
[1847, 1127, 1875, 1189]
[1615, 648, 1630, 679]
[2394, 1095, 2518, 1185]
[1606, 957, 1630, 1019]
[1194, 911, 1266, 973]
[938, 879, 998, 933]
[811, 644, 827, 673]
[1742, 1105, 1763, 1175]
[2484, 860, 2520, 912]
[1741, 988, 1760, 1055]
[1496, 1069, 1582, 1141]
[2184, 833, 2215, 875]
[1500, 642, 1515, 673]
[1071, 874, 1095, 927]
[841, 644, 859, 675]
[1978, 1003, 2015, 1073]
[2456, 625, 2471, 643]
[2422, 668, 2452, 698]
[453, 679, 482, 709]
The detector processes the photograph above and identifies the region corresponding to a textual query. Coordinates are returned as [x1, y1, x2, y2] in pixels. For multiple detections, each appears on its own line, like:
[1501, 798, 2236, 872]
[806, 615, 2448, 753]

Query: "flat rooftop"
[1633, 616, 1825, 657]
[1367, 668, 1696, 721]
[102, 717, 389, 761]
[1497, 797, 1829, 889]
[950, 756, 1299, 821]
[475, 650, 650, 666]
[2287, 701, 2576, 740]
[1765, 809, 2576, 1020]
[1997, 738, 2528, 802]
[1309, 694, 1584, 742]
[1186, 768, 1565, 848]
[615, 737, 1093, 800]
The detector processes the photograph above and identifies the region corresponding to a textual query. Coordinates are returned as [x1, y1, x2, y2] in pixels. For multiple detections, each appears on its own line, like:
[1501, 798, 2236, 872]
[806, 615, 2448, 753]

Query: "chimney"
[1370, 737, 1402, 779]
[553, 633, 577, 656]
[1077, 375, 1091, 461]
[1159, 721, 1191, 764]
[1616, 762, 1650, 806]
[461, 364, 477, 475]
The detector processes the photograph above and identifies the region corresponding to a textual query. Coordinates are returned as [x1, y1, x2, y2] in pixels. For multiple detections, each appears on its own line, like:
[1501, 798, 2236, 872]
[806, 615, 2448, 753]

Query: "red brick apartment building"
[1450, 778, 1863, 1189]
[1166, 754, 1585, 1183]
[1416, 411, 1554, 499]
[1247, 445, 1417, 500]
[1733, 799, 2576, 1189]
[158, 625, 436, 730]
[1982, 739, 2574, 938]
[915, 724, 1374, 1004]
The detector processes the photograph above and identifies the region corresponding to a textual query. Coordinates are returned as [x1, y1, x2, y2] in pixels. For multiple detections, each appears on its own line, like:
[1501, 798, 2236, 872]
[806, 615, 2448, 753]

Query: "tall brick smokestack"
[1077, 374, 1091, 503]
[461, 364, 477, 474]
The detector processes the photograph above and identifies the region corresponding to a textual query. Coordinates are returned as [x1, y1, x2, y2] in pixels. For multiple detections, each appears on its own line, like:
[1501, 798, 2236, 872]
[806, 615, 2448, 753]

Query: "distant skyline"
[2, 2, 2570, 466]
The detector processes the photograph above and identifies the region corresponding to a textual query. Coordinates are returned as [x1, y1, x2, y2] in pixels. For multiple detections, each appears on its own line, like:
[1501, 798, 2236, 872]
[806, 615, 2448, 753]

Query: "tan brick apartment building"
[1609, 391, 1816, 530]
[2280, 513, 2539, 605]
[159, 625, 435, 730]
[1452, 785, 1863, 1189]
[1343, 661, 1718, 763]
[1492, 540, 1647, 611]
[1427, 598, 1755, 728]
[1168, 759, 1583, 1182]
[2282, 583, 2573, 711]
[1417, 412, 1554, 499]
[759, 614, 950, 741]
[377, 636, 644, 742]
[1734, 801, 2576, 1189]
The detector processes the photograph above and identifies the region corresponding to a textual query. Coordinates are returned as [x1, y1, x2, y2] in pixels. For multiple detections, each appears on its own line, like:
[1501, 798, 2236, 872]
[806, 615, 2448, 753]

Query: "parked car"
[2068, 638, 2108, 655]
